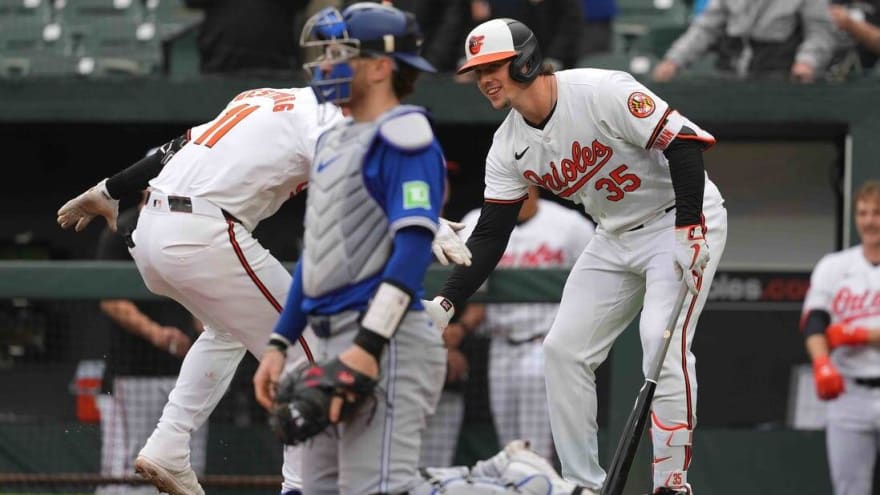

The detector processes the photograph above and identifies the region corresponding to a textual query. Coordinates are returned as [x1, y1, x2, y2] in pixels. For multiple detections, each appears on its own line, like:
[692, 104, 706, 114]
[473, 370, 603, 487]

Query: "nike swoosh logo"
[514, 146, 529, 160]
[653, 456, 672, 464]
[316, 155, 341, 173]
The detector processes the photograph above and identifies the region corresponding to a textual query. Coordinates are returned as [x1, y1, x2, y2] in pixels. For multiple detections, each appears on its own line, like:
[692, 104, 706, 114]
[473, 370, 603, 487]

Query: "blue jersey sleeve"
[363, 140, 445, 235]
[272, 261, 308, 342]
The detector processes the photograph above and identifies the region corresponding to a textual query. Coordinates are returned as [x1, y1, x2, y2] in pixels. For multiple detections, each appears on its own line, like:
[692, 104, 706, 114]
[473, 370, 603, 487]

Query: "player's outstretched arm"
[56, 134, 187, 232]
[434, 200, 522, 316]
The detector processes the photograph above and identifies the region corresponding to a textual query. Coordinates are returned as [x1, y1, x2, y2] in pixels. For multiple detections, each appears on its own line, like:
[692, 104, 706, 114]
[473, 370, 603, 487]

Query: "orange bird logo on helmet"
[468, 35, 485, 55]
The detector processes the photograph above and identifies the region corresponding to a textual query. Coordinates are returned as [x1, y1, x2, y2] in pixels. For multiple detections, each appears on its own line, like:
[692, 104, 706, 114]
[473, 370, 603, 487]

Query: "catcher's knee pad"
[649, 413, 692, 490]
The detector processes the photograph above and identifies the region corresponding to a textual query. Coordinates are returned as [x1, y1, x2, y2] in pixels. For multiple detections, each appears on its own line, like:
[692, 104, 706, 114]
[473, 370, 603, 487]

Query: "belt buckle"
[168, 196, 193, 213]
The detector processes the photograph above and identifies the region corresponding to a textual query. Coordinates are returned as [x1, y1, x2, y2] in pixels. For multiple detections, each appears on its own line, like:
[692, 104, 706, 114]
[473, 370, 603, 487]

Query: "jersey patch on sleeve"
[379, 112, 434, 151]
[627, 92, 656, 118]
[402, 180, 431, 210]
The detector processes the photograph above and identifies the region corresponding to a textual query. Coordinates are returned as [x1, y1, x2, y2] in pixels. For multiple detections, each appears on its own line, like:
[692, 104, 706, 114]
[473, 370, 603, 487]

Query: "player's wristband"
[267, 334, 291, 356]
[356, 280, 413, 359]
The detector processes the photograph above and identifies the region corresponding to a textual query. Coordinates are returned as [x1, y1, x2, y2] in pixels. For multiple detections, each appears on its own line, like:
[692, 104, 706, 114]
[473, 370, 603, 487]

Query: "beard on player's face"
[856, 199, 880, 248]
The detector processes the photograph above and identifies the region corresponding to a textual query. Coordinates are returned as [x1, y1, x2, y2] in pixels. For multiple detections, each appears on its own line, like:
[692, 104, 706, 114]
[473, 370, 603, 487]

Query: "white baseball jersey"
[484, 69, 722, 233]
[460, 199, 594, 341]
[150, 87, 343, 231]
[803, 245, 880, 377]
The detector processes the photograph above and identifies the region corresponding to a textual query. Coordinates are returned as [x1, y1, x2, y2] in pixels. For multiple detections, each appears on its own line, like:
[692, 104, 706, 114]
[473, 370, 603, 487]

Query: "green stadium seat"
[52, 0, 144, 31]
[0, 0, 52, 23]
[0, 21, 77, 77]
[143, 0, 202, 39]
[75, 22, 161, 76]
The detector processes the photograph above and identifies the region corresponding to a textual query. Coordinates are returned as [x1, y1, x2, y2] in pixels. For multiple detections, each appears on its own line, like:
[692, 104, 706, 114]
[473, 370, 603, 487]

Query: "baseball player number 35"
[601, 282, 691, 495]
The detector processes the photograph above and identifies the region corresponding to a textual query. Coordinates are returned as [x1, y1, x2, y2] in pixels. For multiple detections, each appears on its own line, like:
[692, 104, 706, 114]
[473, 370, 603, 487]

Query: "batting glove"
[57, 178, 119, 233]
[423, 296, 455, 330]
[812, 355, 844, 400]
[432, 218, 472, 266]
[673, 224, 710, 295]
[826, 322, 871, 349]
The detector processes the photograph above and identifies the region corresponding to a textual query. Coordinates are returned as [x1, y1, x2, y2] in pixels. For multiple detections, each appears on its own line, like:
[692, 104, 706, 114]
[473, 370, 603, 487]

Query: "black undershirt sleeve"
[663, 133, 705, 227]
[439, 199, 523, 310]
[105, 134, 188, 199]
[802, 309, 831, 338]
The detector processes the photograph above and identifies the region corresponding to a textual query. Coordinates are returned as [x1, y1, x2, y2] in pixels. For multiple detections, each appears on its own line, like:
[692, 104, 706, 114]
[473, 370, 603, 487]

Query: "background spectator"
[829, 1, 880, 71]
[652, 0, 837, 82]
[184, 0, 309, 76]
[394, 0, 473, 72]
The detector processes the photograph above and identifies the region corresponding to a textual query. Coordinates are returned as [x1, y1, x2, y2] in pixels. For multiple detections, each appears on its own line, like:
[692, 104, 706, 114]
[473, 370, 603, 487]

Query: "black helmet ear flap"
[505, 19, 542, 84]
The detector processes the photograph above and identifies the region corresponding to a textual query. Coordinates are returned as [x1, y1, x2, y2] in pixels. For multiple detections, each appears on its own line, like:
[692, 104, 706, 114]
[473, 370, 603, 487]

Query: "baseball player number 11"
[194, 104, 260, 148]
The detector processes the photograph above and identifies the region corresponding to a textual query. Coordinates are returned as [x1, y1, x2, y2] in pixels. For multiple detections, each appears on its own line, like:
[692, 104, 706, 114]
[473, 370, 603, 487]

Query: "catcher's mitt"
[268, 358, 378, 445]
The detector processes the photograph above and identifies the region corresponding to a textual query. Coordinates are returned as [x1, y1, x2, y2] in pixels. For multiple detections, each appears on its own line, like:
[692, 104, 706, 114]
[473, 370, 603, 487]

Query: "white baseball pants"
[542, 201, 727, 491]
[129, 198, 315, 490]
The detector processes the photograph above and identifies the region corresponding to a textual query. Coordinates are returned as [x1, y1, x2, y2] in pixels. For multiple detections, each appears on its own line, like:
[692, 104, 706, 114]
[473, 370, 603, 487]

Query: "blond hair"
[855, 180, 880, 204]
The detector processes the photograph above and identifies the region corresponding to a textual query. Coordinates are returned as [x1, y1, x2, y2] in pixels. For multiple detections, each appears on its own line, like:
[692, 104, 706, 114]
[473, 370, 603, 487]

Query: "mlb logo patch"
[402, 181, 430, 210]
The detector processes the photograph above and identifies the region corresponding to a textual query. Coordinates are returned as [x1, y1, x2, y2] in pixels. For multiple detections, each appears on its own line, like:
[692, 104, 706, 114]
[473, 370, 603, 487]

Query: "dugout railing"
[0, 261, 833, 495]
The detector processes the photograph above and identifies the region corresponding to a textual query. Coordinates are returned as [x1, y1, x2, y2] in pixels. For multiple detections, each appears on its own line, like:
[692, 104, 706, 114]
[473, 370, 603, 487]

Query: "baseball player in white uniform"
[801, 180, 880, 495]
[454, 186, 594, 461]
[56, 86, 471, 495]
[424, 18, 728, 495]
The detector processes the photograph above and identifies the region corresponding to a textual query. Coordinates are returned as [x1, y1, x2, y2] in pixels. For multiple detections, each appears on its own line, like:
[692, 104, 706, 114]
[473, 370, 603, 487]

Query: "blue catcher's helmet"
[300, 2, 436, 104]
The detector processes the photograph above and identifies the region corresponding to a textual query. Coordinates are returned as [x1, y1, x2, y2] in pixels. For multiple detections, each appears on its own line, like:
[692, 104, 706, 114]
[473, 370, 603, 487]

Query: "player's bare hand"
[446, 348, 469, 383]
[157, 326, 191, 358]
[442, 322, 467, 349]
[433, 218, 472, 266]
[673, 224, 710, 295]
[329, 346, 379, 423]
[254, 348, 286, 410]
[829, 5, 853, 31]
[652, 60, 679, 82]
[790, 62, 816, 83]
[57, 178, 119, 233]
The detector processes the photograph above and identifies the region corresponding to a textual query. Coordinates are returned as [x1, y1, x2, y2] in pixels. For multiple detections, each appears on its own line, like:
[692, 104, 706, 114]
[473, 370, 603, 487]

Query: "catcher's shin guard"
[649, 413, 692, 492]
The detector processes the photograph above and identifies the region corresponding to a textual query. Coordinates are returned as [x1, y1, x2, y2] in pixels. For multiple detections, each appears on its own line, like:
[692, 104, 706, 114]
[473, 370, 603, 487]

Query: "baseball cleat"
[134, 455, 204, 495]
[649, 485, 692, 495]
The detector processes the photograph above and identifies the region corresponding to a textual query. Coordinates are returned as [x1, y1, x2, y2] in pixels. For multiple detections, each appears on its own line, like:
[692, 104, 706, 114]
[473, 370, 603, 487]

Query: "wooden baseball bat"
[600, 283, 690, 495]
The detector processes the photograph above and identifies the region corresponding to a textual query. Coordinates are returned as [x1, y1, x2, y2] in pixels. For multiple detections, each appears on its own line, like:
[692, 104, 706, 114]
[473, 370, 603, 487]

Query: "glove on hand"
[269, 358, 377, 445]
[57, 178, 119, 232]
[432, 218, 472, 266]
[423, 296, 455, 330]
[812, 355, 844, 401]
[674, 224, 710, 295]
[826, 323, 870, 349]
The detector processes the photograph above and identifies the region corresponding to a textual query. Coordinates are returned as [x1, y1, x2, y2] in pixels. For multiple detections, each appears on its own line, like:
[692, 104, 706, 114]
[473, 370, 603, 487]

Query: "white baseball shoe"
[134, 455, 205, 495]
[472, 440, 592, 494]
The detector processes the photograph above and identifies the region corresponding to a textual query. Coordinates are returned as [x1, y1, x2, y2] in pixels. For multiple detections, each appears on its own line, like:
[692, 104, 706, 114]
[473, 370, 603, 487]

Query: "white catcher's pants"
[129, 201, 316, 489]
[543, 198, 727, 491]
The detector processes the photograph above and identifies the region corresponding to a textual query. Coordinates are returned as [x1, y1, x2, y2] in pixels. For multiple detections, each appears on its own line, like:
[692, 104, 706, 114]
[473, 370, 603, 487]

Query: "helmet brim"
[456, 51, 516, 74]
[395, 53, 437, 73]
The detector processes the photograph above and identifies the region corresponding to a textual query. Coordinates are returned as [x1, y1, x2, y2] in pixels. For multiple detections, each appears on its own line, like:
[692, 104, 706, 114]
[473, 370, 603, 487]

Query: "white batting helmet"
[457, 18, 543, 84]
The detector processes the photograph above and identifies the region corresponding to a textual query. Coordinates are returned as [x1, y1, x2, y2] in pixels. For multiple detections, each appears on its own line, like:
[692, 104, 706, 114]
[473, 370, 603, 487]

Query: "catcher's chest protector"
[302, 114, 394, 297]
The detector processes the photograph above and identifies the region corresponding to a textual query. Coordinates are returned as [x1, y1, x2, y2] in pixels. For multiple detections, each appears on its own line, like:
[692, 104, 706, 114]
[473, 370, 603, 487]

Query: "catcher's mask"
[457, 18, 543, 84]
[300, 2, 436, 105]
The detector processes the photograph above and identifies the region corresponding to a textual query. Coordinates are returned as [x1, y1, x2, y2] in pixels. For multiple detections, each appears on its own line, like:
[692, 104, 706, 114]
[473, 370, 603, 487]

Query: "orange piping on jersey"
[484, 195, 528, 204]
[675, 134, 716, 152]
[645, 107, 673, 150]
[226, 219, 314, 364]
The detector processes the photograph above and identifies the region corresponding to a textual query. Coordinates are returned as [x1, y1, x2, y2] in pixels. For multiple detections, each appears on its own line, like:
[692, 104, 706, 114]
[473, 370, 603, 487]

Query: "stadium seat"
[142, 0, 202, 39]
[52, 0, 144, 28]
[0, 21, 77, 77]
[74, 22, 161, 76]
[0, 0, 52, 23]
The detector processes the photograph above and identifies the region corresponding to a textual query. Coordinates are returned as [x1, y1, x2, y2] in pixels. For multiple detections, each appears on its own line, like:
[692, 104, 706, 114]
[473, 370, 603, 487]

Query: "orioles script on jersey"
[831, 288, 880, 320]
[522, 139, 613, 198]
